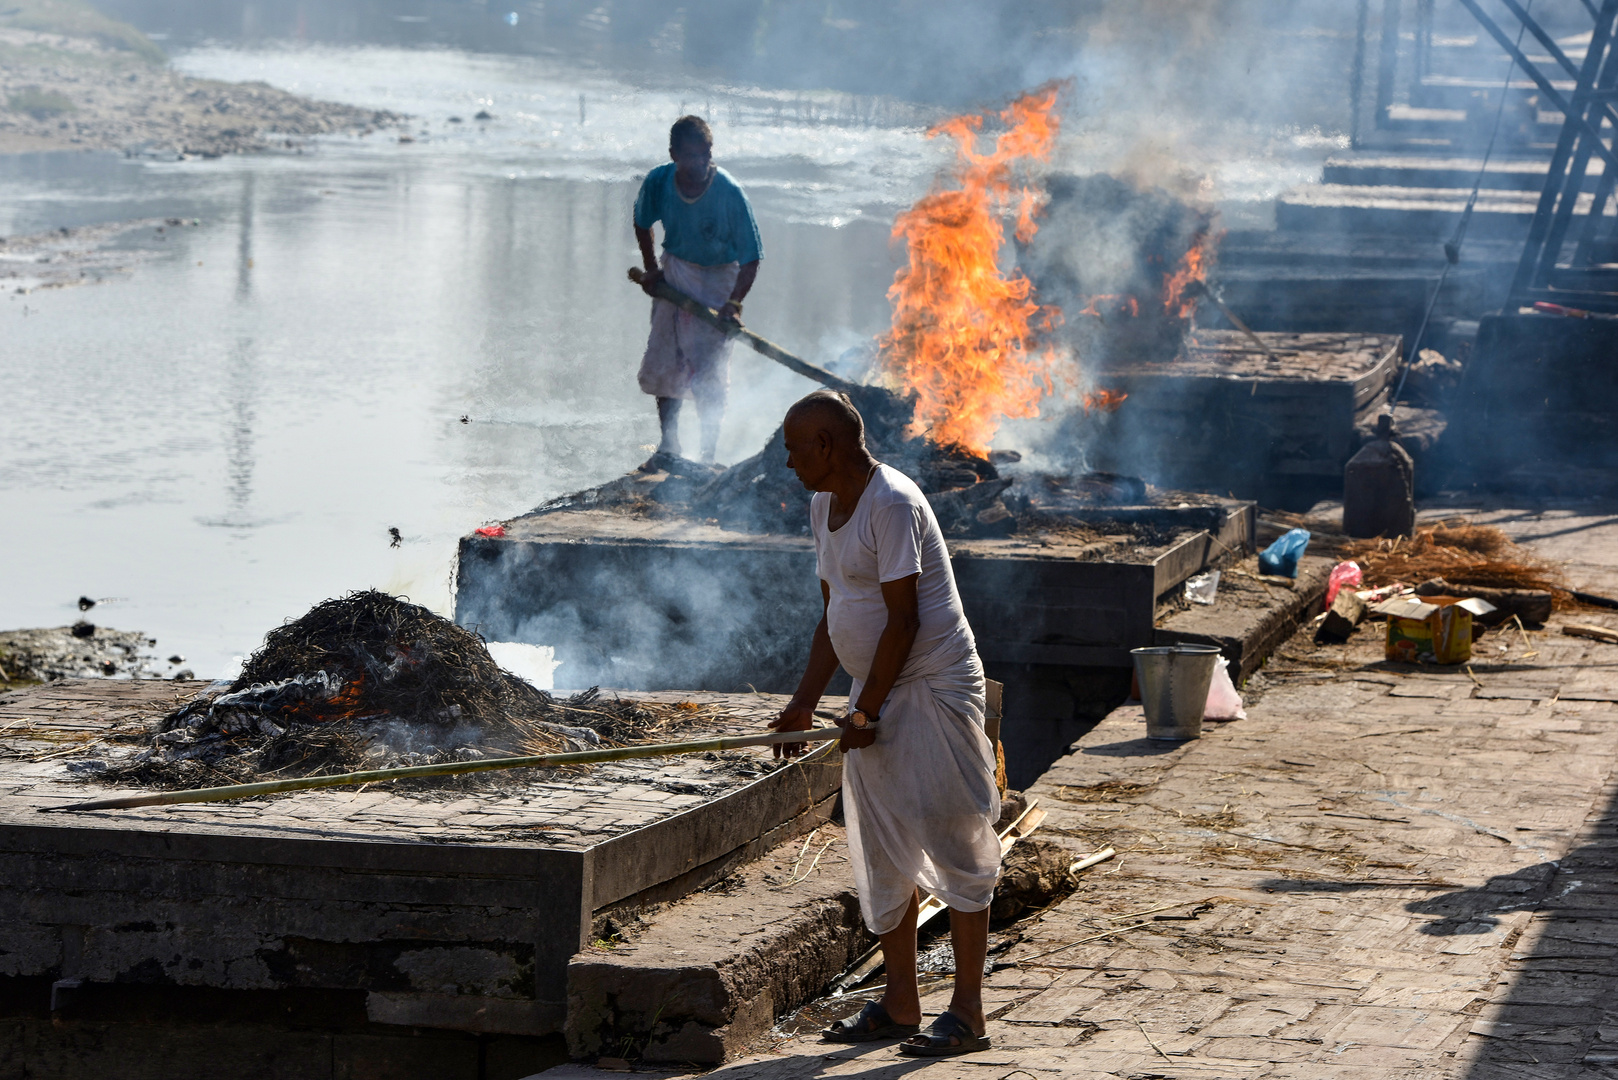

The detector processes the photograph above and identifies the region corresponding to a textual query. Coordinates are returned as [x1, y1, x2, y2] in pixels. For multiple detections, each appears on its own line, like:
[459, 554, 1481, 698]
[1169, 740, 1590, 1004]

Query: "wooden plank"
[1352, 338, 1405, 411]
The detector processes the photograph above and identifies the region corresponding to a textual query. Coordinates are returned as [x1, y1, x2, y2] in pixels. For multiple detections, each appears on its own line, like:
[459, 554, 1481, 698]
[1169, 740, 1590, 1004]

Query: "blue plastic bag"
[1258, 527, 1310, 578]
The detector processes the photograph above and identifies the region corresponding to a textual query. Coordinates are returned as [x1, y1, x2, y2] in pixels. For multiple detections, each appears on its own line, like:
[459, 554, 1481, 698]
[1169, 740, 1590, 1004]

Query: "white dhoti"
[637, 252, 739, 410]
[842, 643, 1002, 935]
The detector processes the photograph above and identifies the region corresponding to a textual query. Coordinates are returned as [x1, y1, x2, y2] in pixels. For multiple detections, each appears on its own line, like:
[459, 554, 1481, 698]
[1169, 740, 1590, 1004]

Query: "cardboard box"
[1373, 595, 1498, 664]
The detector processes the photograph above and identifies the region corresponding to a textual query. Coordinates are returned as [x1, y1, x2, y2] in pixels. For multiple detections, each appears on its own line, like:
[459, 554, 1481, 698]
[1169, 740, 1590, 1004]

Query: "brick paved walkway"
[640, 503, 1618, 1080]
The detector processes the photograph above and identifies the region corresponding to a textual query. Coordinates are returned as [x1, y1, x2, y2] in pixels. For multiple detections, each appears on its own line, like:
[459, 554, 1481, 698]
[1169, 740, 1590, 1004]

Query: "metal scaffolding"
[1505, 0, 1618, 310]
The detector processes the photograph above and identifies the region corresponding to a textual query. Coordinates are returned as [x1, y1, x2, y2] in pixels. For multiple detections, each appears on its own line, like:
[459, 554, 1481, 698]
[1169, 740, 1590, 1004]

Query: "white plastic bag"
[1204, 656, 1246, 721]
[1184, 570, 1221, 605]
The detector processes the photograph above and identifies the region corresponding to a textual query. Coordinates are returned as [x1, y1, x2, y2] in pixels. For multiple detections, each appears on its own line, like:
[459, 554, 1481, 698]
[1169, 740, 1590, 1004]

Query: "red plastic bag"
[1325, 560, 1363, 610]
[474, 525, 507, 538]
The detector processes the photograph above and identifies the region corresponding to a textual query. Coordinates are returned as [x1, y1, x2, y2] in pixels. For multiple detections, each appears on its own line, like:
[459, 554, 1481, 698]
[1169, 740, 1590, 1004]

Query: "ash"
[99, 591, 719, 790]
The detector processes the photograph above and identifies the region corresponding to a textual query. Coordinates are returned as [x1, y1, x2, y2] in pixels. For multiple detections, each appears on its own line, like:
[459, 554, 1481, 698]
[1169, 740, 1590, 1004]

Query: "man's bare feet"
[899, 1011, 992, 1056]
[879, 992, 921, 1028]
[944, 1004, 987, 1037]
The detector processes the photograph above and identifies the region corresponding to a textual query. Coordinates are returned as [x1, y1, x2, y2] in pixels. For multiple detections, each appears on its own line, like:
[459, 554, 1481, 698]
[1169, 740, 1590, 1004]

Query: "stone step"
[1321, 152, 1585, 192]
[565, 826, 868, 1064]
[1156, 555, 1334, 684]
[1218, 229, 1522, 270]
[1275, 182, 1568, 239]
[1410, 74, 1576, 114]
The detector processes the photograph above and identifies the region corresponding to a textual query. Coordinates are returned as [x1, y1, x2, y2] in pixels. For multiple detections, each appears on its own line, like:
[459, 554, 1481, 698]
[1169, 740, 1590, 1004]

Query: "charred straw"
[102, 590, 715, 790]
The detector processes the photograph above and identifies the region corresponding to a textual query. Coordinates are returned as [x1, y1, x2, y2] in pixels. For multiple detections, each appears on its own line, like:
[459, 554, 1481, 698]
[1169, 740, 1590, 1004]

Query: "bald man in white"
[769, 390, 1001, 1057]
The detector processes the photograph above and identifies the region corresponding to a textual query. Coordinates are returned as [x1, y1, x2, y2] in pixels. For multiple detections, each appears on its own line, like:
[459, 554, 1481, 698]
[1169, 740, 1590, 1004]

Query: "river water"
[0, 44, 1332, 680]
[1, 46, 948, 678]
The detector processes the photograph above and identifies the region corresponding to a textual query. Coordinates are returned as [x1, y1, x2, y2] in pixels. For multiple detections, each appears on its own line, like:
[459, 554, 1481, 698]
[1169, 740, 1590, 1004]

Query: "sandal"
[823, 1000, 921, 1043]
[899, 1011, 991, 1057]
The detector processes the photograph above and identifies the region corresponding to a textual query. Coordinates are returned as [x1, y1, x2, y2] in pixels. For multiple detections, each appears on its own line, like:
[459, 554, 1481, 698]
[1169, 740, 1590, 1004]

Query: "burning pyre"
[547, 89, 1233, 538]
[876, 82, 1064, 456]
[1017, 172, 1220, 371]
[103, 591, 714, 790]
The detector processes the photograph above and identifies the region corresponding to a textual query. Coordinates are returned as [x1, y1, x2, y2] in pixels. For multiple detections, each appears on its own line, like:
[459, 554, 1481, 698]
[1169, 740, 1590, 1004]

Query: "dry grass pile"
[1341, 522, 1568, 601]
[103, 590, 713, 790]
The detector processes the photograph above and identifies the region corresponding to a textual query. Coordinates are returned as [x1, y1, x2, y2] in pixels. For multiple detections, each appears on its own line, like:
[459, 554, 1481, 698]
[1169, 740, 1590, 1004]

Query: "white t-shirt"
[810, 464, 975, 682]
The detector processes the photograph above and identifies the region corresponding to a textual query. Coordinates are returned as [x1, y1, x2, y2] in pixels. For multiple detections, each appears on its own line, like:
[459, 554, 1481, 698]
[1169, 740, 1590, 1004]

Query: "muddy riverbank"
[0, 217, 198, 293]
[0, 1, 400, 156]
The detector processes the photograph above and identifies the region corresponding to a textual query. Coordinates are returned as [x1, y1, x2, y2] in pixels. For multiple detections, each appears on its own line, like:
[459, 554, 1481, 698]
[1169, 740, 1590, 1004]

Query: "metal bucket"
[1130, 645, 1221, 741]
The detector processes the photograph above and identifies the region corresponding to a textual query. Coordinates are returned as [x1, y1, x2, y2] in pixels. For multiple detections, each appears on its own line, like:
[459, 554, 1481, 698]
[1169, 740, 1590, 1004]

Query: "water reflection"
[224, 336, 258, 530]
[0, 47, 914, 678]
[235, 172, 254, 302]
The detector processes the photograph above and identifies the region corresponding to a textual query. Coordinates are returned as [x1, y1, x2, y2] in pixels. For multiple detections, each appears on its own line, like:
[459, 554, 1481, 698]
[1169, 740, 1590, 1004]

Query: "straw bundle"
[1340, 522, 1568, 603]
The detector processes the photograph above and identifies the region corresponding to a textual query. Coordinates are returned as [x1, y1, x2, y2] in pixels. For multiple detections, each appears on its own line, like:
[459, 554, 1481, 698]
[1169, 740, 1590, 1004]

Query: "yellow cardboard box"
[1373, 595, 1497, 664]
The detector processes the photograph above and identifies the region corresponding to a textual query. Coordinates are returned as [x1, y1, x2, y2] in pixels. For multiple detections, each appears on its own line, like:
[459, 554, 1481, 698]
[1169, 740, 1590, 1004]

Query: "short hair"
[786, 390, 866, 449]
[669, 115, 713, 153]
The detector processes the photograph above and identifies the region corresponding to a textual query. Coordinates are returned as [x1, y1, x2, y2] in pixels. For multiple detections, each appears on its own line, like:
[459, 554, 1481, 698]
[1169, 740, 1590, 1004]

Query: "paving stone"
[1001, 983, 1105, 1025]
[680, 539, 1618, 1077]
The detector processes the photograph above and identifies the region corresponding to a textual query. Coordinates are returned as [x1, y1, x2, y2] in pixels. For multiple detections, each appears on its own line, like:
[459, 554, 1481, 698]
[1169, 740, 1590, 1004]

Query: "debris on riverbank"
[0, 1, 401, 156]
[0, 625, 164, 684]
[0, 217, 198, 294]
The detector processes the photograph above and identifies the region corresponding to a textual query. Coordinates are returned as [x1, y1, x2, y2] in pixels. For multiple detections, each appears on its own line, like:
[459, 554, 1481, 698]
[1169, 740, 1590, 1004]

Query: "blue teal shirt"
[634, 164, 763, 267]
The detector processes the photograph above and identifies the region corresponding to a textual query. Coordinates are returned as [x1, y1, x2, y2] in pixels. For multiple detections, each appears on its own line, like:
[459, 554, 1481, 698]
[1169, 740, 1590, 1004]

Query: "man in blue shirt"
[634, 115, 764, 466]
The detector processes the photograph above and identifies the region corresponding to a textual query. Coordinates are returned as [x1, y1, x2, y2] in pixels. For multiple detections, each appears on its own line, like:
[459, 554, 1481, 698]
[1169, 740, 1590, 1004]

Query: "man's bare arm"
[635, 226, 661, 296]
[719, 259, 760, 323]
[769, 581, 838, 757]
[840, 573, 921, 752]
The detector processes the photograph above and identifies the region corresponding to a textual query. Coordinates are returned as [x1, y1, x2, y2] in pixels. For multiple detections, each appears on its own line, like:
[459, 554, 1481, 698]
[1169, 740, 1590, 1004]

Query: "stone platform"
[1082, 330, 1404, 507]
[456, 496, 1254, 788]
[0, 680, 842, 1078]
[457, 501, 1253, 689]
[534, 500, 1618, 1080]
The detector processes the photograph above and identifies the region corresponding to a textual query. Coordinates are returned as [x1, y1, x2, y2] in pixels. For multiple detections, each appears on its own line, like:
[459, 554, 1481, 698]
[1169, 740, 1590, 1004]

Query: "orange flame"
[877, 84, 1064, 454]
[1161, 227, 1220, 319]
[1078, 295, 1140, 320]
[1082, 389, 1128, 413]
[325, 676, 367, 718]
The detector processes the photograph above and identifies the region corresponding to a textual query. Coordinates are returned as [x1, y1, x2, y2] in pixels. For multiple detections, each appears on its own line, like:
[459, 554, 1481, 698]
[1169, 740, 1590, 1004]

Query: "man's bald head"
[782, 390, 873, 493]
[785, 390, 866, 450]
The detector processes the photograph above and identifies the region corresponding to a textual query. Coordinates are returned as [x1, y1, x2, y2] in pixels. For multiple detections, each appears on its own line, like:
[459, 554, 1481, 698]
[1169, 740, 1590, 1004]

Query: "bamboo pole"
[1186, 279, 1282, 363]
[41, 727, 847, 813]
[627, 267, 861, 393]
[625, 268, 916, 437]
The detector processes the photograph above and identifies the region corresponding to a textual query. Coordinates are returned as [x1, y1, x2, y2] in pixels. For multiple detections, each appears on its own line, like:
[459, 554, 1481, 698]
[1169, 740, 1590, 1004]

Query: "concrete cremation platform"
[0, 679, 841, 1077]
[456, 496, 1254, 787]
[1085, 330, 1406, 504]
[456, 499, 1255, 690]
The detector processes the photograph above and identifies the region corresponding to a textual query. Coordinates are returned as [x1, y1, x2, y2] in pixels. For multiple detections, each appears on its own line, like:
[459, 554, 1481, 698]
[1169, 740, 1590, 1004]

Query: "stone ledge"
[1155, 554, 1334, 682]
[565, 829, 866, 1064]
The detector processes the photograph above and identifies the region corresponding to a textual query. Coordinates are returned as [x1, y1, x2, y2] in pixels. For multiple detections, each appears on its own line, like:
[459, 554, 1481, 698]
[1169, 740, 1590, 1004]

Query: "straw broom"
[41, 727, 847, 813]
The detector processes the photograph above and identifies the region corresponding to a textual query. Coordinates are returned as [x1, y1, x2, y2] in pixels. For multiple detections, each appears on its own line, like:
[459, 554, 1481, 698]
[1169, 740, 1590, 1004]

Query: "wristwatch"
[847, 708, 877, 730]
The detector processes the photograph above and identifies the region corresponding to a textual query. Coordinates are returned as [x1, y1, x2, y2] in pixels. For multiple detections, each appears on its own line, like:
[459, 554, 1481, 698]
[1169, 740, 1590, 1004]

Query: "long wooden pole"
[627, 267, 863, 394]
[42, 726, 846, 813]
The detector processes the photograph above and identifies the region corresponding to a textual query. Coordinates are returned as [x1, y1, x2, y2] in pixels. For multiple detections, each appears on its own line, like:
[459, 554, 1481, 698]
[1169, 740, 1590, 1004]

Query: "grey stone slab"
[1387, 682, 1474, 699]
[1561, 671, 1618, 702]
[0, 681, 851, 1047]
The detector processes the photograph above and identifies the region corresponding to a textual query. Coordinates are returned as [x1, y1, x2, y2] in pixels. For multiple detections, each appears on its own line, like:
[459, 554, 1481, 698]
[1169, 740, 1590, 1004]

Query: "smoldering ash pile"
[100, 590, 713, 790]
